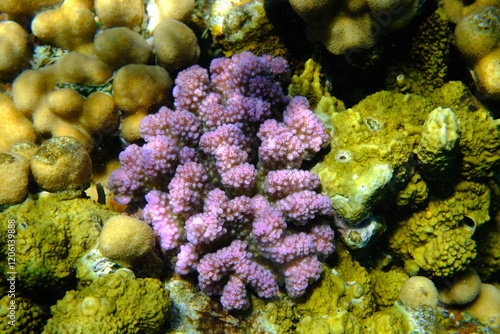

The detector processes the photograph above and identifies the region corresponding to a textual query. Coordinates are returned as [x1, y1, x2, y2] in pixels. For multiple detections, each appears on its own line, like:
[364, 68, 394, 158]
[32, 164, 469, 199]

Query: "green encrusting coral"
[0, 192, 116, 291]
[43, 269, 170, 333]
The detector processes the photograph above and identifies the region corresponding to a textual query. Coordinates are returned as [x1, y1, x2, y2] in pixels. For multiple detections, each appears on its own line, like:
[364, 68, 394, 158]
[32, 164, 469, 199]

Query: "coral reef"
[30, 137, 92, 192]
[287, 0, 422, 55]
[390, 180, 490, 277]
[43, 269, 170, 333]
[0, 94, 37, 152]
[0, 21, 31, 80]
[112, 64, 173, 142]
[464, 283, 500, 331]
[194, 0, 298, 59]
[153, 19, 200, 74]
[0, 153, 30, 205]
[98, 215, 156, 268]
[312, 80, 500, 225]
[109, 52, 333, 310]
[2, 0, 201, 155]
[1, 0, 500, 332]
[31, 0, 96, 55]
[397, 276, 439, 310]
[0, 294, 48, 334]
[0, 192, 116, 291]
[437, 268, 482, 305]
[288, 58, 331, 107]
[370, 268, 409, 309]
[0, 0, 62, 20]
[386, 7, 453, 96]
[0, 136, 92, 205]
[453, 5, 500, 99]
[94, 27, 153, 70]
[94, 0, 144, 31]
[441, 0, 500, 23]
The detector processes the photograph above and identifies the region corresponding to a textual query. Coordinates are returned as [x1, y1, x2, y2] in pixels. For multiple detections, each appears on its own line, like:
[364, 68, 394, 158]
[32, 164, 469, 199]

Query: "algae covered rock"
[474, 182, 500, 280]
[43, 269, 170, 334]
[0, 192, 116, 291]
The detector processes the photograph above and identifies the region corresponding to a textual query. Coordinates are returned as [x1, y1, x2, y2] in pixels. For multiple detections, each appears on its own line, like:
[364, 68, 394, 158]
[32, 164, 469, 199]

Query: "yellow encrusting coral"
[43, 270, 170, 334]
[387, 8, 453, 95]
[416, 106, 460, 176]
[0, 294, 48, 333]
[370, 268, 409, 309]
[313, 80, 500, 225]
[0, 192, 116, 291]
[389, 181, 490, 277]
[288, 58, 330, 107]
[312, 90, 429, 223]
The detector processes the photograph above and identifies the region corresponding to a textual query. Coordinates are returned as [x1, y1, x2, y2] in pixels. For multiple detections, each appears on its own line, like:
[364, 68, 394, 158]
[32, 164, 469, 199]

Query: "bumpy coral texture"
[109, 51, 334, 309]
[0, 295, 47, 334]
[386, 7, 453, 96]
[287, 0, 421, 55]
[312, 81, 500, 225]
[389, 181, 490, 277]
[0, 193, 116, 291]
[43, 270, 170, 333]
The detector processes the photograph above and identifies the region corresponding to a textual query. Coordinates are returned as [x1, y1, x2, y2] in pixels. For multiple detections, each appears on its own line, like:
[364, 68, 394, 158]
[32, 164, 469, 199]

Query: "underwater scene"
[1, 0, 500, 333]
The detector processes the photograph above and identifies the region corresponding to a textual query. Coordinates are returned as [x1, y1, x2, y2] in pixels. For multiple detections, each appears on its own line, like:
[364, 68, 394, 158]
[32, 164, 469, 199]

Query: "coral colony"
[109, 51, 334, 309]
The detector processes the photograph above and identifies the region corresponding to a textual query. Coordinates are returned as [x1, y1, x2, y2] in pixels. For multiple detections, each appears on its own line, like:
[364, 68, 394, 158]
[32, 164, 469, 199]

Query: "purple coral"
[109, 51, 334, 310]
[210, 51, 290, 107]
[167, 162, 212, 217]
[197, 240, 279, 310]
[275, 190, 332, 224]
[173, 65, 210, 113]
[140, 107, 202, 147]
[283, 96, 330, 154]
[143, 190, 183, 250]
[263, 169, 321, 199]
